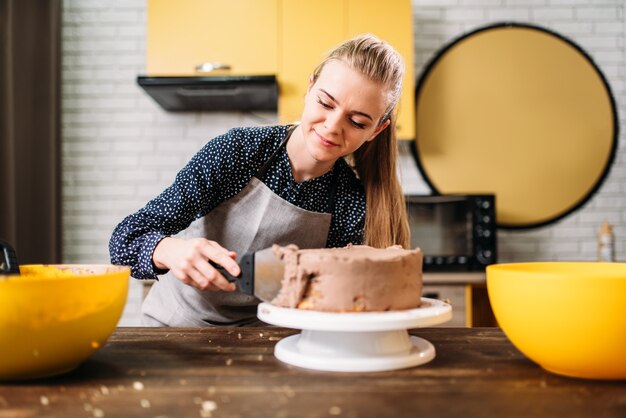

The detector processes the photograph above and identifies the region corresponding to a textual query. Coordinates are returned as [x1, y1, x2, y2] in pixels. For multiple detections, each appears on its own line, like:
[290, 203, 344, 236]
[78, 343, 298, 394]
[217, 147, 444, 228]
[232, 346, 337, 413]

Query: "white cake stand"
[257, 298, 452, 372]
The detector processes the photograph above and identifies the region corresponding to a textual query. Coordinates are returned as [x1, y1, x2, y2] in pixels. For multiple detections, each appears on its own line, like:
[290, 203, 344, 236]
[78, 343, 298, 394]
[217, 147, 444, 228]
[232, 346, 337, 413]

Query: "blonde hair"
[311, 34, 410, 248]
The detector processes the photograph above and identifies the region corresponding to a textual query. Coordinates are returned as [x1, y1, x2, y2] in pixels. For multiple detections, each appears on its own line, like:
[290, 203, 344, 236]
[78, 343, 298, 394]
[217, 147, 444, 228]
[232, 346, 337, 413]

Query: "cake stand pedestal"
[257, 298, 452, 372]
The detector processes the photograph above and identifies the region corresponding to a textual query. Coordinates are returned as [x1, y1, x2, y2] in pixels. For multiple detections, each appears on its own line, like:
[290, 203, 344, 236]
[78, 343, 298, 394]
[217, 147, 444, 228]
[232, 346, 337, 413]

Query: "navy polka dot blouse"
[109, 125, 366, 280]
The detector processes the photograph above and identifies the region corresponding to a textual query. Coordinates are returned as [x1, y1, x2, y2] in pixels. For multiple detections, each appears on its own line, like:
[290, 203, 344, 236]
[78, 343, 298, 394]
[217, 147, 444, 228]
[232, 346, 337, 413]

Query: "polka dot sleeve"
[108, 128, 257, 280]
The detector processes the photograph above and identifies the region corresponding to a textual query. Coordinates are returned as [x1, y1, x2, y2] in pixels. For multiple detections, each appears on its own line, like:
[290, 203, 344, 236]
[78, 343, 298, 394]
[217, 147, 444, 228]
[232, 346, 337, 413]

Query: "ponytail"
[353, 116, 409, 248]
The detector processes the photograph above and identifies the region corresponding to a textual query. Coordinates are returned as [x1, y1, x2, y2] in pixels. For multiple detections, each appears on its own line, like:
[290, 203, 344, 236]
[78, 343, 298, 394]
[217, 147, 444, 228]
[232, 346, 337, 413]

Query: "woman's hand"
[152, 237, 240, 292]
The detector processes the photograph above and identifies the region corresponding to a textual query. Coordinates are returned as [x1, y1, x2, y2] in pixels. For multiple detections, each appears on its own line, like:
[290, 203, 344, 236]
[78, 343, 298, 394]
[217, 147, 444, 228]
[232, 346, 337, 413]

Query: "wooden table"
[1, 327, 624, 418]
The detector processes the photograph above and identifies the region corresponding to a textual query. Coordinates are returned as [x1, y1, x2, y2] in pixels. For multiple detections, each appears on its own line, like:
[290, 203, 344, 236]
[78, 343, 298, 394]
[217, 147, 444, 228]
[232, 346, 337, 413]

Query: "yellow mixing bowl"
[487, 262, 626, 380]
[0, 264, 129, 380]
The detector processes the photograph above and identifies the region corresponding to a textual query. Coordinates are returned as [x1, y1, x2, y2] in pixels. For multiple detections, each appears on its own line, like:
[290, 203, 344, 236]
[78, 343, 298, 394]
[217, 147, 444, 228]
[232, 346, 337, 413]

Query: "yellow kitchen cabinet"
[423, 273, 497, 327]
[279, 0, 346, 125]
[146, 0, 415, 139]
[147, 0, 279, 75]
[345, 0, 415, 140]
[280, 0, 415, 139]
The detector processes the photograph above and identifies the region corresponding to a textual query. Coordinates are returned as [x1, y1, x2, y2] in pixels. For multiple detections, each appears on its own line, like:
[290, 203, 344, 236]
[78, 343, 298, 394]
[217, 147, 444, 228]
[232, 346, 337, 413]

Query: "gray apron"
[142, 126, 338, 326]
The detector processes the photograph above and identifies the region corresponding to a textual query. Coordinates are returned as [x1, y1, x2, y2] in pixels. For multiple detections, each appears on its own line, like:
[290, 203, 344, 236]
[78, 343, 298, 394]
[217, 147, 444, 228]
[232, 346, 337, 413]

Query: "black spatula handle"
[0, 239, 20, 275]
[208, 253, 254, 295]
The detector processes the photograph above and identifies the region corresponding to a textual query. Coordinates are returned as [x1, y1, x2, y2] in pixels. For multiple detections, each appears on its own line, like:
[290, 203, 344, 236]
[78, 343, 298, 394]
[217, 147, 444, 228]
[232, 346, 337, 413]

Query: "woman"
[109, 34, 410, 326]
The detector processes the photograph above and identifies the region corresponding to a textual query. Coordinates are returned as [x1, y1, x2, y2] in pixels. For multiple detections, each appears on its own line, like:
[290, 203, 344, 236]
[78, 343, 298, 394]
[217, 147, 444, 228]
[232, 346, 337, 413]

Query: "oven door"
[406, 194, 496, 271]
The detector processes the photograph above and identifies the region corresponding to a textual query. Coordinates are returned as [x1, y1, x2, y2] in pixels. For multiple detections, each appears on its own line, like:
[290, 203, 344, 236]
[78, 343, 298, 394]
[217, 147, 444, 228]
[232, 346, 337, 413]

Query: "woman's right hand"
[152, 237, 240, 292]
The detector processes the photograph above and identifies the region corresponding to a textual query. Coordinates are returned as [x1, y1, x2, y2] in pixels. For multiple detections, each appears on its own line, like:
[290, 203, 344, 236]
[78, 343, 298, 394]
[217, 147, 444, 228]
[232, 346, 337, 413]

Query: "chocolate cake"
[270, 244, 423, 312]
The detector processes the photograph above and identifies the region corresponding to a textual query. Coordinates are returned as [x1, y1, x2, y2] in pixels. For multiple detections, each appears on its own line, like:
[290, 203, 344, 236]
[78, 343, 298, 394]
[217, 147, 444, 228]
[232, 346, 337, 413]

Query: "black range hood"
[137, 75, 278, 111]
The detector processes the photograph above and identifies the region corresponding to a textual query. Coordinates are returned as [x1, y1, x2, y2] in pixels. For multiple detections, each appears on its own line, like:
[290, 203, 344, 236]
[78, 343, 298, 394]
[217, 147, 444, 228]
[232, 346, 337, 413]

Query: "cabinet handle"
[195, 62, 232, 72]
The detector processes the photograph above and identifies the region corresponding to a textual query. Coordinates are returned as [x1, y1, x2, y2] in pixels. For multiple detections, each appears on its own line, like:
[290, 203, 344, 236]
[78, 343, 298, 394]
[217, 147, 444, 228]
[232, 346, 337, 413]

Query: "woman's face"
[299, 59, 391, 163]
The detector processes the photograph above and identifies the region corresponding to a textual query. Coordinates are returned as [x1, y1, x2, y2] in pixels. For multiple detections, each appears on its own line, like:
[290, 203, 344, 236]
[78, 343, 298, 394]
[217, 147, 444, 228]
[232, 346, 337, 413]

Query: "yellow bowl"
[487, 262, 626, 380]
[0, 264, 129, 380]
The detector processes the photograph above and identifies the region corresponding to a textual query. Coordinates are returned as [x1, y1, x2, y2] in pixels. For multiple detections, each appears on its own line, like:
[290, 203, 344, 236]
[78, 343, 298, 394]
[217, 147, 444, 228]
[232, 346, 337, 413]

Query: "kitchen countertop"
[423, 271, 485, 285]
[141, 272, 487, 288]
[2, 327, 624, 418]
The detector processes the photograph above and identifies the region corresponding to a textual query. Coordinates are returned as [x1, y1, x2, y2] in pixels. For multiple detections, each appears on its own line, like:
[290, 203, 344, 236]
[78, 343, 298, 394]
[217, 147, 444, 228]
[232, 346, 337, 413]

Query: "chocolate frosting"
[270, 244, 423, 312]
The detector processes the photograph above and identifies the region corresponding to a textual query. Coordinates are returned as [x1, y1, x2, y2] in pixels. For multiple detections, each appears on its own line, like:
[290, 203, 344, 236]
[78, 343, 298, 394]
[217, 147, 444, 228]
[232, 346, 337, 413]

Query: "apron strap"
[326, 167, 339, 214]
[254, 125, 297, 180]
[254, 124, 339, 214]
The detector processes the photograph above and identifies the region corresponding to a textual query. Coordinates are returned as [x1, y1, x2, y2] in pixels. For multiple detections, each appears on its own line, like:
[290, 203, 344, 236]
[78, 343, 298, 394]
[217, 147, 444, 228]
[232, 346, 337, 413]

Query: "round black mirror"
[413, 22, 618, 229]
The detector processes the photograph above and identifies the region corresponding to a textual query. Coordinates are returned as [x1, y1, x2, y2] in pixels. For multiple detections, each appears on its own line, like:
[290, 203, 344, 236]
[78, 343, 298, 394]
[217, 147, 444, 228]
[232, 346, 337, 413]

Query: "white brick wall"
[61, 0, 625, 325]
